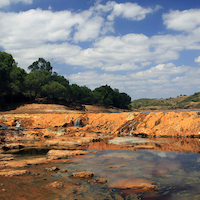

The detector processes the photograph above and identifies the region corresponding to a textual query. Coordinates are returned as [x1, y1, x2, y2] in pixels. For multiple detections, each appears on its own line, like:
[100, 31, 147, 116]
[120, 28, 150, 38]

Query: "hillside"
[131, 92, 200, 110]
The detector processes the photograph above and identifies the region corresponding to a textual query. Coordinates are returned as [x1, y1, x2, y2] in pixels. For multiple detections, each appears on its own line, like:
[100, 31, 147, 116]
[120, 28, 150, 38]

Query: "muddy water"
[0, 138, 200, 200]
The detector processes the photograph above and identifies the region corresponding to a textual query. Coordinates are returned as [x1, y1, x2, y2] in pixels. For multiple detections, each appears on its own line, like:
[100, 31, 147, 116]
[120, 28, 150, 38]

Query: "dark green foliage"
[9, 66, 27, 101]
[0, 51, 27, 106]
[25, 69, 51, 101]
[93, 85, 131, 108]
[0, 52, 16, 94]
[0, 51, 131, 109]
[28, 58, 53, 73]
[42, 81, 67, 101]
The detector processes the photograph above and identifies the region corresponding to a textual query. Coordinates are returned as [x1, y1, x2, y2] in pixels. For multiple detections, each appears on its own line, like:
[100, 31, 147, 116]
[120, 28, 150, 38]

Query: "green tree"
[0, 52, 17, 95]
[24, 69, 51, 101]
[80, 86, 94, 104]
[93, 85, 114, 106]
[51, 73, 71, 100]
[9, 66, 27, 102]
[70, 84, 82, 101]
[42, 81, 67, 101]
[28, 58, 53, 73]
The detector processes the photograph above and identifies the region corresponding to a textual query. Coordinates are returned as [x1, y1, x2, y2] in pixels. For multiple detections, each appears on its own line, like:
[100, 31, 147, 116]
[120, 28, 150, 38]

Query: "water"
[0, 139, 199, 200]
[65, 149, 200, 200]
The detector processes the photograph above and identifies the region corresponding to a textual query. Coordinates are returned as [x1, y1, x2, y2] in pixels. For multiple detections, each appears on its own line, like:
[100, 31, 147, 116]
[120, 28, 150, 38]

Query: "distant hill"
[130, 92, 200, 110]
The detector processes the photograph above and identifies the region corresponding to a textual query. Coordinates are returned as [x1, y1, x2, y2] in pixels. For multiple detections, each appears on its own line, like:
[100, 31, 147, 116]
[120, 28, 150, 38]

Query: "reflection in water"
[0, 139, 199, 200]
[65, 148, 200, 200]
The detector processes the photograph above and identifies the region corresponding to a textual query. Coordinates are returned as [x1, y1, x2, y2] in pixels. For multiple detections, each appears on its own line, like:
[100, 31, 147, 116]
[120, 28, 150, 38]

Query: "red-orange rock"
[109, 178, 157, 191]
[0, 169, 30, 177]
[134, 145, 154, 150]
[72, 172, 94, 179]
[47, 181, 64, 189]
[92, 178, 107, 184]
[47, 150, 89, 159]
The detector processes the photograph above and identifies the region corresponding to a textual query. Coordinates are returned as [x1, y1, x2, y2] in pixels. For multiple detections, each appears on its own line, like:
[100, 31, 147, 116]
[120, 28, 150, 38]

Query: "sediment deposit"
[1, 111, 200, 137]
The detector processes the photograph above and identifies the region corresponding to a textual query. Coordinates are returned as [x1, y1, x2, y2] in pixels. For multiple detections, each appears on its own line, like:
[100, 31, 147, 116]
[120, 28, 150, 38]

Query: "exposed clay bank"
[1, 111, 200, 137]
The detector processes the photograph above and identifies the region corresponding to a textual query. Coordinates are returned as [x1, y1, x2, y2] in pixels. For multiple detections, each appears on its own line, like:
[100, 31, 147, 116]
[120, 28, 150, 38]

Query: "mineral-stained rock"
[1, 111, 200, 137]
[0, 169, 31, 177]
[2, 143, 24, 151]
[0, 157, 49, 168]
[109, 178, 157, 191]
[43, 166, 59, 172]
[134, 145, 154, 150]
[92, 178, 107, 184]
[72, 172, 94, 179]
[46, 149, 89, 159]
[47, 181, 64, 189]
[0, 154, 14, 161]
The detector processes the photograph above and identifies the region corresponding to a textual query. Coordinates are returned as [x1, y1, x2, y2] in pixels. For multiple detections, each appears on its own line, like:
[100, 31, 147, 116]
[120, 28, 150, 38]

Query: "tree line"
[0, 51, 131, 109]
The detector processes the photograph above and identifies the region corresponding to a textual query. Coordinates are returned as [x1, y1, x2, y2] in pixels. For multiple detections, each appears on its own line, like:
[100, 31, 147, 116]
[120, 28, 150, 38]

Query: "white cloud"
[130, 63, 189, 79]
[107, 2, 160, 21]
[0, 2, 200, 99]
[101, 63, 139, 71]
[8, 42, 82, 70]
[0, 9, 80, 49]
[65, 62, 200, 100]
[0, 0, 32, 8]
[66, 71, 127, 90]
[195, 56, 200, 63]
[73, 15, 104, 42]
[163, 9, 200, 32]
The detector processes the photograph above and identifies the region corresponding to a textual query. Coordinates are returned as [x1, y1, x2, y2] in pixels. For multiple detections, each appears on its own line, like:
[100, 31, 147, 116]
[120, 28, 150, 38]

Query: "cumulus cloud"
[107, 2, 161, 21]
[64, 62, 200, 99]
[0, 0, 32, 8]
[66, 71, 127, 90]
[130, 63, 189, 79]
[0, 1, 200, 99]
[163, 9, 200, 32]
[195, 56, 200, 63]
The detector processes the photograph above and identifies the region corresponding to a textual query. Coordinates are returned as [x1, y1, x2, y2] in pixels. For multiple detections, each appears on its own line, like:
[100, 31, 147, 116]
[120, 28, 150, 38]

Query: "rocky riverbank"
[0, 111, 199, 167]
[0, 109, 200, 199]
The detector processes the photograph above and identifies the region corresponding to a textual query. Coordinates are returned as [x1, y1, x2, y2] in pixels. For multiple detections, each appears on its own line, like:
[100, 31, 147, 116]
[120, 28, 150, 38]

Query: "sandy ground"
[0, 103, 129, 114]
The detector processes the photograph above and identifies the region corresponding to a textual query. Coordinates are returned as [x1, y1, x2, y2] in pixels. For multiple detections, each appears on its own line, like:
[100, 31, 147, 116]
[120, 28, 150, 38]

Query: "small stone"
[91, 151, 98, 154]
[43, 167, 59, 172]
[72, 172, 94, 179]
[47, 181, 63, 189]
[2, 188, 6, 192]
[31, 172, 40, 176]
[60, 169, 68, 173]
[92, 178, 107, 184]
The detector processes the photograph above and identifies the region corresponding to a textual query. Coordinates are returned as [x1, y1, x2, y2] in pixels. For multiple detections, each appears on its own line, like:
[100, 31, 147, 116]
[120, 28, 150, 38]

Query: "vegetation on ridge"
[131, 93, 200, 110]
[0, 51, 131, 110]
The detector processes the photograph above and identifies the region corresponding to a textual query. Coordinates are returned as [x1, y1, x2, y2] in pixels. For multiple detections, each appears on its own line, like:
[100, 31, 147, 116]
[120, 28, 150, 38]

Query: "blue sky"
[1, 0, 200, 100]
